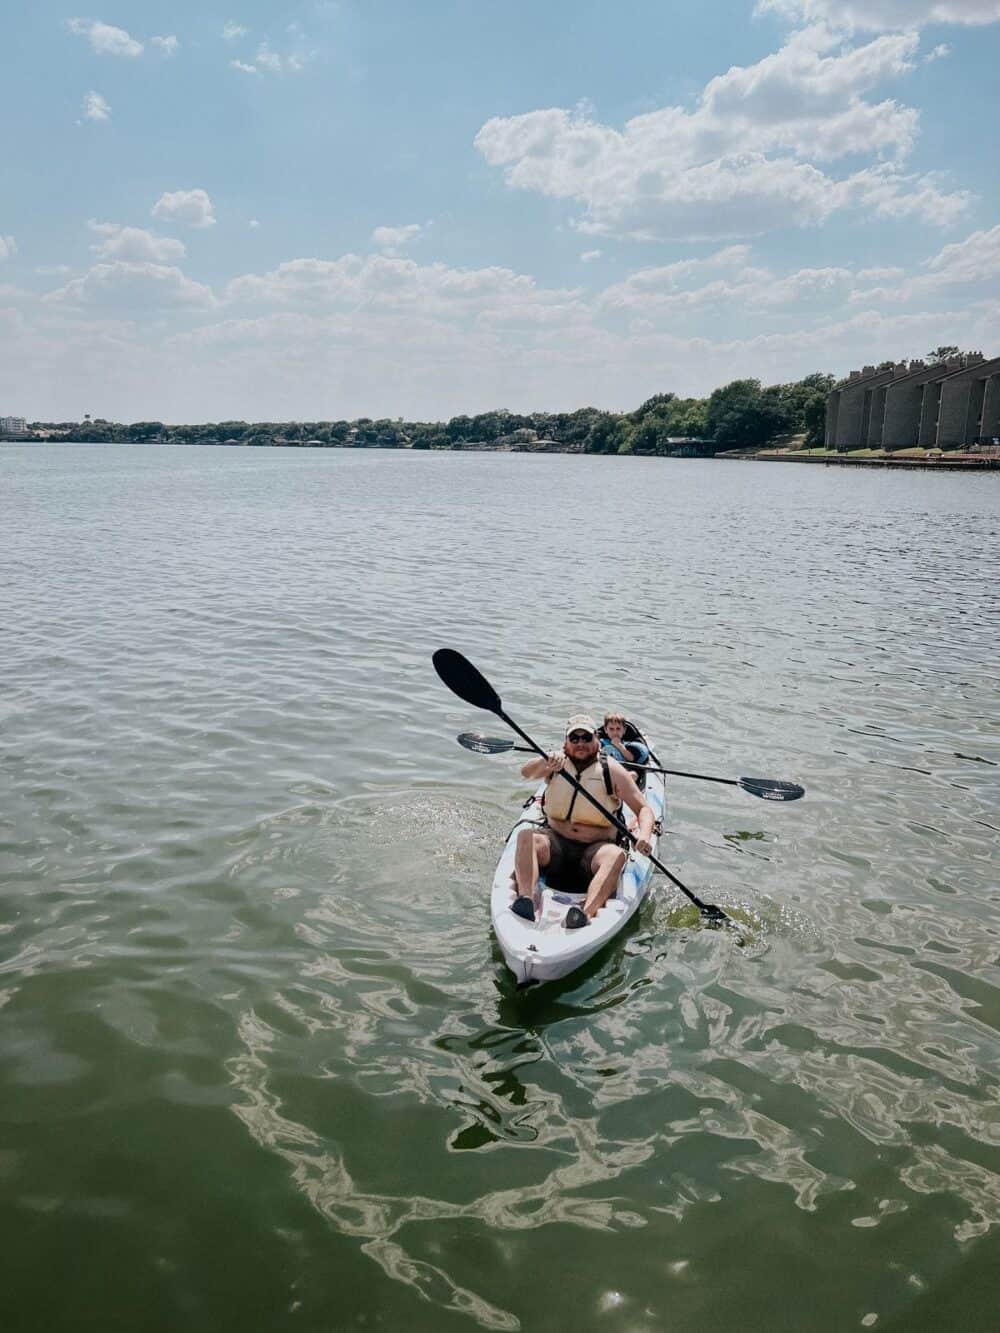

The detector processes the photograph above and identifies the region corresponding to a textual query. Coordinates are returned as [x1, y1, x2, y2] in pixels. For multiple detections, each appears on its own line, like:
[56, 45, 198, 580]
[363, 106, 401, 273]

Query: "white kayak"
[490, 750, 665, 988]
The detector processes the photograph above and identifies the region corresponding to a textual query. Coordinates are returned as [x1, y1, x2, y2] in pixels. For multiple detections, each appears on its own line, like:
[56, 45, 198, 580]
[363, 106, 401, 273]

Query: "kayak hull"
[490, 757, 665, 987]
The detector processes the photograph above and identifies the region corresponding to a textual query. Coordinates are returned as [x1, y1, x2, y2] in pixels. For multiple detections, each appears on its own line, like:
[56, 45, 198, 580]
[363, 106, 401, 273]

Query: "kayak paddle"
[433, 649, 738, 931]
[456, 733, 804, 801]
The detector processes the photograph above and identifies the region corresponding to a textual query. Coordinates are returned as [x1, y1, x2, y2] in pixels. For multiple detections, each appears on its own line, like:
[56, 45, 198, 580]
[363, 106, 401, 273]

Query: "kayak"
[490, 742, 666, 988]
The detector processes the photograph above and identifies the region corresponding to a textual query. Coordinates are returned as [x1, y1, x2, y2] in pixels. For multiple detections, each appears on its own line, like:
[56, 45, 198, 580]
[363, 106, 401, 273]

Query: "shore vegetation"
[23, 374, 836, 456]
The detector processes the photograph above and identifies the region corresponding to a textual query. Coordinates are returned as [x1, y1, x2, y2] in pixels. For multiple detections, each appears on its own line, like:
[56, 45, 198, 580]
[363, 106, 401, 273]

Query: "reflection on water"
[2, 445, 999, 1331]
[222, 778, 999, 1329]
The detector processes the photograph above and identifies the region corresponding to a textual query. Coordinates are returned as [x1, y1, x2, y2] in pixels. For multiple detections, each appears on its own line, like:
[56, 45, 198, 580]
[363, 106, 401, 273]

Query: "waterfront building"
[825, 354, 1000, 451]
[0, 415, 28, 436]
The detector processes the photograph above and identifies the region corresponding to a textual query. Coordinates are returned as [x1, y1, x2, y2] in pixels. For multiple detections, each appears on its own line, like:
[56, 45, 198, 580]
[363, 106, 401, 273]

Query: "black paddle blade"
[432, 650, 502, 714]
[739, 777, 805, 802]
[698, 902, 746, 943]
[457, 732, 514, 754]
[698, 902, 731, 926]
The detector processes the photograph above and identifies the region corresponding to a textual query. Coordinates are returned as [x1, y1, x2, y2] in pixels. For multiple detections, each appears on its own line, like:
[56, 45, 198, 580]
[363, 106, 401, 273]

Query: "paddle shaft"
[504, 743, 741, 788]
[497, 708, 720, 914]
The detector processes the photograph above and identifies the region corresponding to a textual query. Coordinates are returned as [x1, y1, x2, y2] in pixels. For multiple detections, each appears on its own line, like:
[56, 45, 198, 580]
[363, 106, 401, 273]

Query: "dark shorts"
[539, 828, 612, 893]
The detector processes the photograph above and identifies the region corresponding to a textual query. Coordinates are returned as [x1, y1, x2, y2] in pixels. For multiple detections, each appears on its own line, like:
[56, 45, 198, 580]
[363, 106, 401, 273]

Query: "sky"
[3, 0, 1000, 422]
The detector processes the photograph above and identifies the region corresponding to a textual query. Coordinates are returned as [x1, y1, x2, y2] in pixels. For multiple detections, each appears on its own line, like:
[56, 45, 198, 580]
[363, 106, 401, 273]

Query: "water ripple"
[2, 446, 999, 1331]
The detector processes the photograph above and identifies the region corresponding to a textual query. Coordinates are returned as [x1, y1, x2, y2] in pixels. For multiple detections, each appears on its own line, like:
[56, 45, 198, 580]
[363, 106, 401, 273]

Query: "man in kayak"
[513, 713, 655, 929]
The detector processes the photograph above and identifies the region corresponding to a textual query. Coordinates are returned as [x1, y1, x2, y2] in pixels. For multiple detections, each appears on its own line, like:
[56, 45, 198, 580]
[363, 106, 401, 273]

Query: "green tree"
[631, 392, 676, 421]
[628, 415, 673, 454]
[213, 420, 249, 441]
[707, 379, 788, 449]
[768, 374, 834, 432]
[126, 421, 165, 441]
[446, 414, 473, 442]
[584, 412, 628, 454]
[669, 400, 709, 438]
[621, 391, 711, 453]
[803, 395, 827, 446]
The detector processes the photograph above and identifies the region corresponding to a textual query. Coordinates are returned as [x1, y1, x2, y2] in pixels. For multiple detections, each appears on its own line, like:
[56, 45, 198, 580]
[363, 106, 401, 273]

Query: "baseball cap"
[565, 713, 597, 737]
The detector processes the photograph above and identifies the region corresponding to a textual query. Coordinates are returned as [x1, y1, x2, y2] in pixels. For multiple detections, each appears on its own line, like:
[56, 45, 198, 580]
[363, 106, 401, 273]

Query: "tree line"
[32, 372, 835, 455]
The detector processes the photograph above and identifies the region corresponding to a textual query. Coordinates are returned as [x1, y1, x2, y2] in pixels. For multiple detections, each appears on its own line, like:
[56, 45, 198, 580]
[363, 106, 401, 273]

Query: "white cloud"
[152, 189, 216, 229]
[474, 26, 970, 240]
[851, 224, 1000, 301]
[145, 280, 997, 421]
[151, 35, 179, 56]
[620, 305, 995, 388]
[238, 42, 310, 75]
[0, 236, 16, 260]
[223, 21, 248, 40]
[475, 299, 593, 328]
[36, 264, 73, 277]
[372, 224, 424, 254]
[581, 250, 602, 262]
[13, 220, 999, 419]
[44, 261, 215, 310]
[249, 219, 261, 228]
[755, 0, 1000, 30]
[68, 19, 143, 57]
[925, 42, 951, 58]
[225, 253, 581, 322]
[923, 224, 1000, 280]
[477, 112, 831, 239]
[82, 91, 111, 122]
[842, 163, 971, 225]
[600, 246, 751, 307]
[0, 305, 27, 332]
[255, 43, 285, 71]
[157, 304, 608, 421]
[601, 225, 1000, 320]
[857, 265, 905, 279]
[88, 221, 186, 263]
[602, 256, 855, 313]
[698, 25, 921, 160]
[620, 246, 750, 286]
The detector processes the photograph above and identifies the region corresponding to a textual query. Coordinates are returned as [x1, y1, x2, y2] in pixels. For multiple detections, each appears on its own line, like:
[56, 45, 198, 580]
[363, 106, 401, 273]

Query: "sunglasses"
[567, 731, 595, 743]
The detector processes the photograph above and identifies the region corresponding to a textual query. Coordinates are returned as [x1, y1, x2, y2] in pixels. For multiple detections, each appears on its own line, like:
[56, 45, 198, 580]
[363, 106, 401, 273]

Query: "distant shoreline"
[734, 451, 999, 472]
[5, 437, 998, 471]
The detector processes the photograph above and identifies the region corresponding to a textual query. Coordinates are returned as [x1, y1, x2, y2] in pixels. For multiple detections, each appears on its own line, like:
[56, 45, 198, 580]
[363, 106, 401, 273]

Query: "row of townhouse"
[825, 354, 1000, 452]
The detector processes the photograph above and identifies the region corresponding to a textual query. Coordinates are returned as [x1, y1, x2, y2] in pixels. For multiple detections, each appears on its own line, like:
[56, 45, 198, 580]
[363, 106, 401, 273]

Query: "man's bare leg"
[514, 828, 551, 906]
[582, 844, 627, 919]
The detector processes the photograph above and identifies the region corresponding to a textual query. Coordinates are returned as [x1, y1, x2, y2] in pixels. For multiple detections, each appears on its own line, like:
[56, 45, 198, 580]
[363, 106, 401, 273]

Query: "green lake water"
[2, 443, 999, 1331]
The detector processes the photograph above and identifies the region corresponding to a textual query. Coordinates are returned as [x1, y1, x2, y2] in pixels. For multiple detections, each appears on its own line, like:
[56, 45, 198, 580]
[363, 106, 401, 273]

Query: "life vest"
[543, 753, 620, 827]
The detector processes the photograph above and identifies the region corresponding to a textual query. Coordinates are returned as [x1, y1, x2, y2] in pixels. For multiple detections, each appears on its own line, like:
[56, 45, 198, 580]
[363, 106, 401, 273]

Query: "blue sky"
[3, 0, 999, 421]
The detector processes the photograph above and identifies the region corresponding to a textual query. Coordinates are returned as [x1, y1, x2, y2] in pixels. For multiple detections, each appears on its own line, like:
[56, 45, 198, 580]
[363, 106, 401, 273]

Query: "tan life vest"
[543, 754, 621, 827]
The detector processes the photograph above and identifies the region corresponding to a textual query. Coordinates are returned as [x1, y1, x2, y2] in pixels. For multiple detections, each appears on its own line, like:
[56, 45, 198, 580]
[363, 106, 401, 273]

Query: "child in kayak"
[600, 711, 650, 770]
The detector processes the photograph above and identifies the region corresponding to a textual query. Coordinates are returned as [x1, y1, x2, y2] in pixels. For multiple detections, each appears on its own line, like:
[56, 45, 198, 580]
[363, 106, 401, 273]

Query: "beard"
[565, 741, 599, 769]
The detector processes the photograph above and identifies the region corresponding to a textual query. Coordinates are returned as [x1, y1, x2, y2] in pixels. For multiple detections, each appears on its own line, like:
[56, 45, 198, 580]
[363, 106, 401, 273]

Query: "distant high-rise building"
[0, 416, 28, 436]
